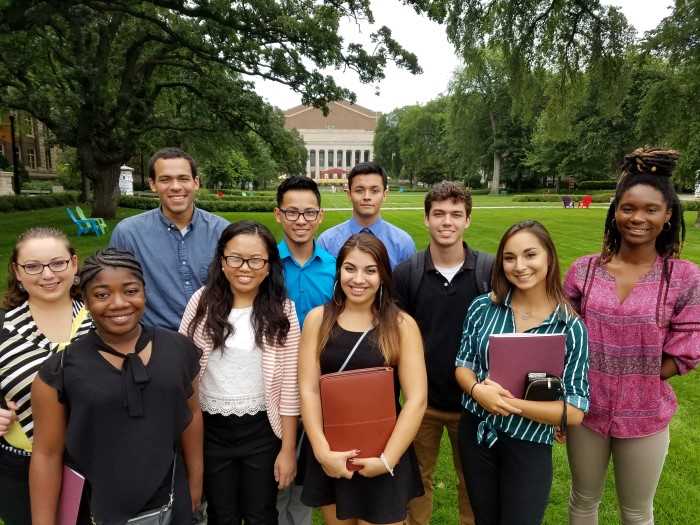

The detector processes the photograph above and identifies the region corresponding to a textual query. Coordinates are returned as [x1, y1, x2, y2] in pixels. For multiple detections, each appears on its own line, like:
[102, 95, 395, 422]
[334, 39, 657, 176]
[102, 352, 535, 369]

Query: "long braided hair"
[601, 148, 685, 264]
[79, 248, 145, 291]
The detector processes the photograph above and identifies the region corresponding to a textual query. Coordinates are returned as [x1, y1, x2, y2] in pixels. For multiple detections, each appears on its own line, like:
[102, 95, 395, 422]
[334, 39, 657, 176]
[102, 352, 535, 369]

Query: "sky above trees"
[255, 0, 672, 112]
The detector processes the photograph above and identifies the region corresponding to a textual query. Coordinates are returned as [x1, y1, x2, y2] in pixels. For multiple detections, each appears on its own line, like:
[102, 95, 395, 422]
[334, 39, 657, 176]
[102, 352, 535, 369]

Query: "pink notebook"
[58, 465, 85, 525]
[488, 333, 565, 399]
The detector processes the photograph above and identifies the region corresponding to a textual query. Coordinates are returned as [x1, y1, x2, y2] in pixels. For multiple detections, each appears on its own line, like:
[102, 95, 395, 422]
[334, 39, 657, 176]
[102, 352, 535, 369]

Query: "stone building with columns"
[283, 101, 378, 184]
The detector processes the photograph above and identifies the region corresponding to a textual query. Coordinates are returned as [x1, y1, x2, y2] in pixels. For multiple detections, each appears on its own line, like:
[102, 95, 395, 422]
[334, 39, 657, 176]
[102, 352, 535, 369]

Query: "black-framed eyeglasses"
[279, 208, 321, 221]
[223, 255, 269, 270]
[16, 259, 70, 275]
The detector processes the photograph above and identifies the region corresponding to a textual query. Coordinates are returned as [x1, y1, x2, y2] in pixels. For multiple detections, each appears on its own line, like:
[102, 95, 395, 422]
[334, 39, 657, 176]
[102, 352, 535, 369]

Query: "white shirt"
[434, 261, 463, 284]
[199, 307, 267, 416]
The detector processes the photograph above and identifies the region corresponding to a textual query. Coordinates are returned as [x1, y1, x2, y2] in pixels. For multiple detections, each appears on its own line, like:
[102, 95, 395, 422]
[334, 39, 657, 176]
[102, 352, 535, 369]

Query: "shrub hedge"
[576, 180, 618, 190]
[512, 194, 613, 203]
[0, 192, 80, 213]
[118, 195, 275, 212]
[683, 200, 699, 212]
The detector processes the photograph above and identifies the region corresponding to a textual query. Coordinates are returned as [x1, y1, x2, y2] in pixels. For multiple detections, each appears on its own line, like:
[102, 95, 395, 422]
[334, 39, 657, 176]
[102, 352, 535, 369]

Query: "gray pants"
[276, 484, 312, 525]
[567, 425, 670, 525]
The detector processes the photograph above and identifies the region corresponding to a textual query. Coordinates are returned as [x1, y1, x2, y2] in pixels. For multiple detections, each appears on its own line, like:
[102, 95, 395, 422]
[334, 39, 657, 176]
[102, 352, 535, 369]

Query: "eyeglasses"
[16, 259, 70, 275]
[279, 208, 321, 221]
[223, 255, 268, 270]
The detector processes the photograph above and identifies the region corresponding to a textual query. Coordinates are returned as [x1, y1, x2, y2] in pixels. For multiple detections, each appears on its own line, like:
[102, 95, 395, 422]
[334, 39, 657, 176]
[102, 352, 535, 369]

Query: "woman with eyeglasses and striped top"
[0, 227, 92, 525]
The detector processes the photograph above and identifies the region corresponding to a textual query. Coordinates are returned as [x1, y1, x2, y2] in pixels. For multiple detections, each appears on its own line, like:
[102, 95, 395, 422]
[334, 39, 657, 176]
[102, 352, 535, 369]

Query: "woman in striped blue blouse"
[455, 220, 590, 525]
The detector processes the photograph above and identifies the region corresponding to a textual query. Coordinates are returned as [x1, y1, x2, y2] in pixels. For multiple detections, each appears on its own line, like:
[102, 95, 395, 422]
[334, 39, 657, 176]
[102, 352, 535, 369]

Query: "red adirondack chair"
[579, 195, 593, 208]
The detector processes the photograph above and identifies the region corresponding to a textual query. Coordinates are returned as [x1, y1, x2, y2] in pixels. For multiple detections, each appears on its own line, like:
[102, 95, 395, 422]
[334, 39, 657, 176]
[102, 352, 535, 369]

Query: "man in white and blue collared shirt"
[317, 162, 415, 269]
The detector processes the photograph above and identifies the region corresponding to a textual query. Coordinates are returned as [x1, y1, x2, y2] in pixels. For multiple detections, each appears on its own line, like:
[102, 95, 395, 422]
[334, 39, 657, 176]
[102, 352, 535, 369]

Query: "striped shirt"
[0, 299, 92, 449]
[455, 292, 590, 447]
[179, 287, 301, 439]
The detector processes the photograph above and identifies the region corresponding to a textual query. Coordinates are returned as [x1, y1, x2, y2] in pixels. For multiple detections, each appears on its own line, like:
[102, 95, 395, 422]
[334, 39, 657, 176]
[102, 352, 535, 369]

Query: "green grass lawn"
[1, 195, 698, 524]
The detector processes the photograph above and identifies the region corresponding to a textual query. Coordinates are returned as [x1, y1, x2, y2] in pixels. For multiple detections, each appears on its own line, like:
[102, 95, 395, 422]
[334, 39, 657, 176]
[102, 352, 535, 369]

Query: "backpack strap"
[473, 250, 495, 295]
[407, 251, 427, 310]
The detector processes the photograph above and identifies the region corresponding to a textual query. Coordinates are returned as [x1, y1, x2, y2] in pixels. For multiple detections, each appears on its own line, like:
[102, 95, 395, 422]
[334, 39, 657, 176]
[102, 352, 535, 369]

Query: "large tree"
[0, 1, 422, 217]
[398, 100, 449, 186]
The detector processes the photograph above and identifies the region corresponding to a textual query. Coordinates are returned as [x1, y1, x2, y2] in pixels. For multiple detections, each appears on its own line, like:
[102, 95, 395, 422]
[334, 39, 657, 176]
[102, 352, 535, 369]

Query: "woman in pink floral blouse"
[563, 148, 700, 525]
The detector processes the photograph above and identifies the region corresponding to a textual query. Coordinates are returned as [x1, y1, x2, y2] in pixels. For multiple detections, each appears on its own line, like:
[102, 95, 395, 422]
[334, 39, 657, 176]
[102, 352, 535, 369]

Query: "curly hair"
[3, 227, 80, 309]
[601, 147, 685, 263]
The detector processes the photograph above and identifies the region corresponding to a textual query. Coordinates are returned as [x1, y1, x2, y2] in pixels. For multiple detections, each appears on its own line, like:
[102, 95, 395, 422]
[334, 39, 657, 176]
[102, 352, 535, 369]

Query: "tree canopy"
[0, 0, 424, 216]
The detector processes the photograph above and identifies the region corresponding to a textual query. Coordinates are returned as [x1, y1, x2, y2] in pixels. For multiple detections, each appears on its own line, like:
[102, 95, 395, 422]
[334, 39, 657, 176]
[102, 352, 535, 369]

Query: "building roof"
[284, 100, 379, 131]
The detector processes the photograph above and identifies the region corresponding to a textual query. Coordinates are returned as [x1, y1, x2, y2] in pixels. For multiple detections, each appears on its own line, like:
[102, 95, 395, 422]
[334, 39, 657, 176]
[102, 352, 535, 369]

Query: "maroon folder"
[319, 367, 396, 471]
[57, 465, 85, 525]
[488, 333, 565, 399]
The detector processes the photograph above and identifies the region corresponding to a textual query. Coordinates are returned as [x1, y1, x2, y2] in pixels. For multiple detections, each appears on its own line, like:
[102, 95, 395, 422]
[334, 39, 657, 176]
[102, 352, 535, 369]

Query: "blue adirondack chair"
[66, 208, 102, 236]
[75, 206, 107, 235]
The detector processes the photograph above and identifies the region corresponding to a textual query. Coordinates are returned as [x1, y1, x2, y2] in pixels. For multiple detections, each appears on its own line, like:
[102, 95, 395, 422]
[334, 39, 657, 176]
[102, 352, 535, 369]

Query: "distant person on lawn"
[394, 181, 494, 525]
[109, 147, 229, 330]
[317, 162, 415, 269]
[274, 176, 335, 525]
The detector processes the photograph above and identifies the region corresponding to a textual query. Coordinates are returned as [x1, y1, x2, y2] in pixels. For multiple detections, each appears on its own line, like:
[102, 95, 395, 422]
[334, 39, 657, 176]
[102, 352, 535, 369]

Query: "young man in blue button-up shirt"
[109, 147, 229, 331]
[274, 176, 335, 525]
[317, 162, 415, 269]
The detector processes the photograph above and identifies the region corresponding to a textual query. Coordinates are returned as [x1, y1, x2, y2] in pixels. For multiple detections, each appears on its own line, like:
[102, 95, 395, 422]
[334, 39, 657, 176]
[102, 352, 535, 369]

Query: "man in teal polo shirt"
[274, 176, 335, 525]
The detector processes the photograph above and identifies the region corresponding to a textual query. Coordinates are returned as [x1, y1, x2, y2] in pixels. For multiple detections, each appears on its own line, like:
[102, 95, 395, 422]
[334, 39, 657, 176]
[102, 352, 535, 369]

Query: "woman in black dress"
[298, 233, 427, 525]
[29, 249, 203, 525]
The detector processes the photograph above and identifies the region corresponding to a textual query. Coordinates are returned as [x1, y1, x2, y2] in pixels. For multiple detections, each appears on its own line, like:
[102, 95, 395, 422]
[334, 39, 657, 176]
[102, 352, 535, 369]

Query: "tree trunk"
[695, 210, 700, 228]
[91, 164, 121, 219]
[489, 111, 500, 195]
[78, 146, 121, 218]
[491, 151, 501, 195]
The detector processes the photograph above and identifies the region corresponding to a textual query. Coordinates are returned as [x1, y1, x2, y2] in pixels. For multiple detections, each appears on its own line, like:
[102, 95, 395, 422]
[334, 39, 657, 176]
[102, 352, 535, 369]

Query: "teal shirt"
[278, 239, 336, 328]
[455, 292, 590, 447]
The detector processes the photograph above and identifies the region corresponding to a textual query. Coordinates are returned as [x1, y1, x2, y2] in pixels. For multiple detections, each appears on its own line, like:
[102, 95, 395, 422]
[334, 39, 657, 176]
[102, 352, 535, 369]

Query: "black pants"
[203, 411, 281, 525]
[458, 411, 553, 525]
[0, 445, 31, 525]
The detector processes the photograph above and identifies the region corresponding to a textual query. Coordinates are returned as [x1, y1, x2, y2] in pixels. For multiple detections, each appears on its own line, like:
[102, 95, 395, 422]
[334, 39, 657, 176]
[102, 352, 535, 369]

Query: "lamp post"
[9, 113, 21, 194]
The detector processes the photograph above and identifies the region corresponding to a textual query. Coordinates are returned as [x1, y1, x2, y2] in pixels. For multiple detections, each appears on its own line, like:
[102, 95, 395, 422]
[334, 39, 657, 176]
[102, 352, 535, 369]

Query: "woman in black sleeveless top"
[299, 233, 427, 525]
[29, 249, 203, 525]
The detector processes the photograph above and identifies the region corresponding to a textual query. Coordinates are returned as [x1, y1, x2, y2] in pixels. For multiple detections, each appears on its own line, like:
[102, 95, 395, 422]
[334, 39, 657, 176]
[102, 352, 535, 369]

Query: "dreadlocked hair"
[79, 248, 145, 292]
[602, 147, 685, 265]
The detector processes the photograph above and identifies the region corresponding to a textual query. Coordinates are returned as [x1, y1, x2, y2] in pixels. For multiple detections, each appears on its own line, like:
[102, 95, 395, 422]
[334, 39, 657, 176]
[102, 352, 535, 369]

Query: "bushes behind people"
[512, 194, 613, 203]
[118, 195, 275, 212]
[0, 192, 80, 212]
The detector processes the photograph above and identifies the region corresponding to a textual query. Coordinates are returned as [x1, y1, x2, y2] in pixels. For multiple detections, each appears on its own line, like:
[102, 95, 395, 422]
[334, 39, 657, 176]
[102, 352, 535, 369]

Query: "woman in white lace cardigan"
[179, 221, 300, 525]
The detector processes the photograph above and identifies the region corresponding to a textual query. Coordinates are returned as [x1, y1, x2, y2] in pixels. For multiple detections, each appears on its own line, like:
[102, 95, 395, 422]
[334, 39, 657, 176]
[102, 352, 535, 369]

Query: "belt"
[0, 439, 31, 457]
